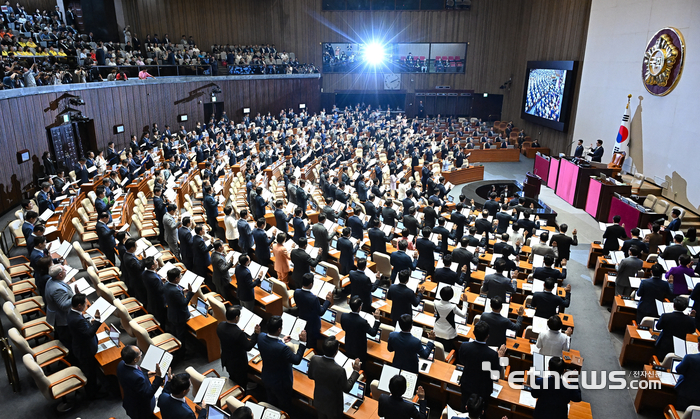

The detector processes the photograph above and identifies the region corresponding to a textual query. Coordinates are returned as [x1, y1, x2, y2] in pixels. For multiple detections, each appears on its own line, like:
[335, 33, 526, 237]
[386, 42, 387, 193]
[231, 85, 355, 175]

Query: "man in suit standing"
[390, 240, 417, 283]
[348, 258, 380, 313]
[573, 139, 584, 158]
[295, 273, 333, 349]
[459, 321, 507, 407]
[158, 373, 207, 419]
[75, 157, 90, 185]
[291, 207, 309, 245]
[178, 217, 194, 270]
[289, 237, 322, 289]
[531, 357, 582, 419]
[274, 200, 292, 234]
[116, 345, 165, 419]
[142, 256, 167, 325]
[661, 234, 688, 262]
[533, 255, 567, 281]
[620, 228, 648, 257]
[675, 351, 700, 410]
[550, 224, 577, 266]
[252, 218, 274, 266]
[388, 314, 435, 373]
[163, 268, 195, 354]
[387, 269, 425, 324]
[341, 296, 381, 362]
[96, 211, 116, 264]
[67, 293, 104, 399]
[152, 187, 167, 243]
[531, 277, 572, 319]
[615, 245, 644, 296]
[234, 254, 261, 311]
[433, 254, 468, 286]
[163, 204, 181, 258]
[337, 227, 359, 275]
[416, 227, 440, 275]
[494, 204, 516, 235]
[482, 259, 515, 300]
[481, 297, 524, 347]
[192, 225, 214, 281]
[36, 182, 57, 215]
[588, 139, 604, 162]
[122, 238, 147, 303]
[253, 187, 268, 220]
[45, 265, 75, 349]
[257, 315, 307, 414]
[377, 376, 428, 419]
[636, 264, 673, 323]
[452, 237, 480, 278]
[656, 297, 697, 358]
[217, 306, 260, 389]
[368, 219, 393, 255]
[312, 213, 337, 262]
[308, 337, 361, 419]
[203, 186, 219, 237]
[297, 180, 309, 212]
[237, 209, 254, 254]
[210, 240, 234, 298]
[403, 206, 420, 237]
[603, 215, 627, 253]
[346, 211, 366, 240]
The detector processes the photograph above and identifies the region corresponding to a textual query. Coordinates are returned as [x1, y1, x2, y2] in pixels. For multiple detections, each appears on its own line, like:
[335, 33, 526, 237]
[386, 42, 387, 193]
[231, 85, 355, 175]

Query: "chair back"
[184, 366, 206, 395]
[369, 379, 389, 400]
[224, 395, 245, 414]
[86, 266, 101, 287]
[682, 407, 700, 419]
[113, 300, 135, 336]
[379, 324, 394, 342]
[3, 301, 23, 329]
[77, 207, 91, 224]
[207, 296, 227, 323]
[523, 325, 538, 340]
[429, 340, 447, 362]
[72, 218, 85, 235]
[660, 353, 683, 369]
[8, 327, 34, 358]
[642, 194, 657, 209]
[22, 353, 52, 400]
[270, 277, 292, 309]
[319, 262, 340, 288]
[87, 191, 97, 204]
[373, 253, 392, 278]
[95, 283, 116, 304]
[640, 316, 657, 328]
[129, 320, 154, 352]
[82, 197, 95, 213]
[0, 281, 16, 303]
[653, 200, 669, 215]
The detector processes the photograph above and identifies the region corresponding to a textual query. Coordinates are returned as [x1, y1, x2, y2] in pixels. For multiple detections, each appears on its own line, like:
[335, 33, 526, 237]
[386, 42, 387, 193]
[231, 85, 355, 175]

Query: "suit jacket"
[158, 391, 206, 419]
[656, 311, 697, 357]
[341, 311, 380, 361]
[432, 225, 452, 254]
[550, 233, 577, 260]
[482, 273, 514, 300]
[348, 269, 379, 313]
[178, 227, 194, 267]
[481, 311, 523, 347]
[451, 247, 479, 278]
[203, 194, 219, 225]
[253, 228, 274, 265]
[291, 217, 308, 244]
[369, 227, 392, 255]
[378, 394, 427, 419]
[142, 270, 166, 318]
[258, 333, 306, 389]
[382, 207, 400, 227]
[253, 194, 267, 220]
[312, 223, 336, 261]
[590, 145, 604, 162]
[415, 238, 439, 272]
[346, 216, 365, 240]
[290, 248, 319, 289]
[533, 266, 566, 281]
[37, 190, 55, 214]
[621, 237, 648, 257]
[235, 264, 260, 302]
[191, 235, 214, 277]
[636, 277, 673, 322]
[459, 341, 499, 400]
[433, 267, 465, 286]
[531, 291, 570, 319]
[117, 361, 164, 416]
[616, 256, 644, 289]
[388, 331, 434, 373]
[390, 250, 416, 282]
[295, 288, 331, 342]
[274, 209, 292, 233]
[163, 282, 195, 324]
[661, 244, 688, 262]
[483, 199, 500, 216]
[45, 278, 75, 327]
[272, 243, 291, 275]
[676, 353, 700, 405]
[217, 322, 258, 373]
[308, 356, 360, 417]
[337, 236, 357, 275]
[475, 218, 493, 236]
[123, 251, 147, 298]
[387, 283, 422, 324]
[95, 221, 116, 254]
[451, 211, 467, 240]
[66, 309, 100, 359]
[532, 376, 582, 419]
[211, 252, 234, 294]
[495, 211, 515, 234]
[422, 206, 437, 229]
[603, 224, 627, 251]
[573, 145, 584, 158]
[163, 213, 179, 245]
[237, 219, 254, 252]
[403, 214, 420, 236]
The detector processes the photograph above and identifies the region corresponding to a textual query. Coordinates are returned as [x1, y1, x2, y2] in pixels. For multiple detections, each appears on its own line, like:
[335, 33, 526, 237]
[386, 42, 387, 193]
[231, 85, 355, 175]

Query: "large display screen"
[520, 61, 577, 132]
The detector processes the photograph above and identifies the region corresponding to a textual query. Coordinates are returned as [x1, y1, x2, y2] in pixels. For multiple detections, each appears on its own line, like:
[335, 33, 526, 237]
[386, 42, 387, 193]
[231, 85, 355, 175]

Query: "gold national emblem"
[642, 28, 685, 96]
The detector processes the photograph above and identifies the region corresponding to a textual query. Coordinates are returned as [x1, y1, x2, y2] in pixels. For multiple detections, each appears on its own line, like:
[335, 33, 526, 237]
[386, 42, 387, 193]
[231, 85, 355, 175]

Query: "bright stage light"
[364, 42, 386, 65]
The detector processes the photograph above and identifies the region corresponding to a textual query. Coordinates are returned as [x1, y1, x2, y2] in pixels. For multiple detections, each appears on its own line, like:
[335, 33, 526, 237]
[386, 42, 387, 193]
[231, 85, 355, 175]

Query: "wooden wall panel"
[0, 77, 320, 213]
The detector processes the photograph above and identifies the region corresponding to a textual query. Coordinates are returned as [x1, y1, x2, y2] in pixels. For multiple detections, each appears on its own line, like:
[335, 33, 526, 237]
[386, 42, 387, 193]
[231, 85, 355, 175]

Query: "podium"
[523, 172, 542, 200]
[584, 177, 632, 221]
[556, 158, 614, 209]
[533, 153, 550, 183]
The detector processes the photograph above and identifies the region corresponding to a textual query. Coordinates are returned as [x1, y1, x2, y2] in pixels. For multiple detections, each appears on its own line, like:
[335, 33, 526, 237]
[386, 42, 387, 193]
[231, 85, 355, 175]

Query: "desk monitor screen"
[321, 309, 336, 324]
[293, 357, 310, 374]
[672, 359, 681, 374]
[207, 405, 230, 419]
[331, 238, 338, 249]
[338, 218, 346, 226]
[356, 250, 366, 259]
[367, 332, 380, 343]
[448, 195, 454, 202]
[109, 323, 120, 345]
[261, 278, 273, 294]
[349, 380, 365, 400]
[396, 221, 404, 230]
[195, 298, 208, 316]
[413, 301, 424, 313]
[372, 287, 387, 299]
[315, 265, 327, 277]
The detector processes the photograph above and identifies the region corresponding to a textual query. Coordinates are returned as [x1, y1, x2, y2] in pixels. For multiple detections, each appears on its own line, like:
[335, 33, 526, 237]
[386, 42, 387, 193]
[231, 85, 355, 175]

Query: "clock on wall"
[384, 73, 401, 90]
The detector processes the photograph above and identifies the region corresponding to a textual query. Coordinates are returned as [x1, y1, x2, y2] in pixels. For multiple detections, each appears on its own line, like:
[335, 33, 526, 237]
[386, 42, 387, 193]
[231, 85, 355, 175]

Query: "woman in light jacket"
[223, 205, 239, 251]
[433, 285, 468, 352]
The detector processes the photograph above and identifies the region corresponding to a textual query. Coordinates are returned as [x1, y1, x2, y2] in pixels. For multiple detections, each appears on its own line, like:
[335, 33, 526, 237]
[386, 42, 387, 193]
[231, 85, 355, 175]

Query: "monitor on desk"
[109, 323, 120, 345]
[194, 298, 208, 316]
[356, 250, 366, 259]
[348, 380, 365, 400]
[261, 278, 273, 294]
[372, 287, 387, 299]
[321, 309, 337, 324]
[293, 357, 310, 374]
[315, 265, 327, 277]
[207, 405, 230, 419]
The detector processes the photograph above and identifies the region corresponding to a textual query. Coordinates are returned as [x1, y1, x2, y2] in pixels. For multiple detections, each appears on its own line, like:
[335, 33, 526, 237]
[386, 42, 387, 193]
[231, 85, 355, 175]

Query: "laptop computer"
[206, 405, 230, 419]
[315, 265, 328, 277]
[292, 358, 310, 375]
[321, 309, 337, 324]
[260, 278, 273, 293]
[194, 298, 208, 316]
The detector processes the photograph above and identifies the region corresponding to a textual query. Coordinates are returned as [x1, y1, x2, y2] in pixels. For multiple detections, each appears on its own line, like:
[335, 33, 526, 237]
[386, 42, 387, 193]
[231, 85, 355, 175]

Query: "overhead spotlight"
[69, 97, 85, 106]
[364, 42, 386, 66]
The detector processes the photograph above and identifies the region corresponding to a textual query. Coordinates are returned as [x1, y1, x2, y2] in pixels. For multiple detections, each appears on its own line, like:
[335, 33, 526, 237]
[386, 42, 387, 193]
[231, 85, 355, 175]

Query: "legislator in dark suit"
[158, 388, 207, 419]
[603, 223, 627, 252]
[290, 248, 320, 289]
[387, 330, 434, 373]
[615, 256, 643, 296]
[481, 311, 523, 347]
[312, 223, 337, 262]
[369, 227, 392, 255]
[234, 264, 260, 307]
[348, 269, 379, 314]
[377, 394, 427, 419]
[481, 273, 515, 300]
[550, 232, 577, 262]
[211, 251, 234, 297]
[531, 375, 582, 419]
[656, 310, 697, 358]
[389, 250, 416, 282]
[96, 220, 116, 264]
[675, 353, 700, 410]
[589, 145, 604, 162]
[216, 320, 258, 387]
[341, 311, 380, 362]
[337, 236, 358, 275]
[533, 266, 567, 281]
[66, 309, 101, 397]
[258, 332, 306, 412]
[163, 281, 195, 345]
[459, 340, 499, 405]
[191, 235, 214, 279]
[292, 216, 308, 244]
[142, 269, 167, 324]
[122, 252, 147, 303]
[294, 288, 331, 348]
[451, 245, 479, 279]
[531, 290, 570, 319]
[661, 244, 688, 262]
[387, 283, 422, 325]
[117, 360, 163, 419]
[308, 355, 360, 419]
[178, 226, 194, 269]
[433, 267, 465, 286]
[636, 276, 673, 322]
[415, 237, 439, 275]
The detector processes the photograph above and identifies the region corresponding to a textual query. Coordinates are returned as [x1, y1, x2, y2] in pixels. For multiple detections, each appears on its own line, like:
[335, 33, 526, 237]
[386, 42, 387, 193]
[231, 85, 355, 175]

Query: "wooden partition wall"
[0, 76, 320, 213]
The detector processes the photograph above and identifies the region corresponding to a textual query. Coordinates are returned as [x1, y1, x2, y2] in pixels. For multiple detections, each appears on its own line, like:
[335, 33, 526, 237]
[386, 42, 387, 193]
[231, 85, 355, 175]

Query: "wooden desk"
[441, 166, 485, 185]
[187, 313, 220, 362]
[585, 177, 632, 222]
[467, 148, 521, 163]
[599, 274, 617, 306]
[587, 243, 604, 269]
[94, 323, 125, 376]
[634, 364, 676, 414]
[608, 296, 637, 333]
[619, 325, 657, 367]
[522, 147, 550, 159]
[593, 256, 616, 286]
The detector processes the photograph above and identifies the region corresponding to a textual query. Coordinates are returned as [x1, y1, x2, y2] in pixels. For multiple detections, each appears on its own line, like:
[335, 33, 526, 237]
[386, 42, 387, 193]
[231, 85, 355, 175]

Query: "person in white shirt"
[433, 286, 468, 352]
[223, 205, 239, 250]
[535, 315, 573, 357]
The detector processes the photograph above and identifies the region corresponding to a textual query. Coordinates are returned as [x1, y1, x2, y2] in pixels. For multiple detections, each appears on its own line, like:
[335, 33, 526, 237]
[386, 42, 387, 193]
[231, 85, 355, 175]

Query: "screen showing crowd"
[524, 68, 567, 122]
